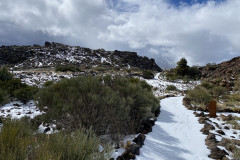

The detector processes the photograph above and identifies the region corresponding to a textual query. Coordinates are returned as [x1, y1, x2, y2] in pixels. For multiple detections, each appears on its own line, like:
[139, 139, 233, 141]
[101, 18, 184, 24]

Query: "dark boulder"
[44, 127, 51, 133]
[201, 123, 215, 135]
[208, 147, 228, 159]
[133, 133, 146, 146]
[216, 130, 225, 135]
[205, 133, 217, 149]
[45, 41, 51, 47]
[125, 144, 141, 155]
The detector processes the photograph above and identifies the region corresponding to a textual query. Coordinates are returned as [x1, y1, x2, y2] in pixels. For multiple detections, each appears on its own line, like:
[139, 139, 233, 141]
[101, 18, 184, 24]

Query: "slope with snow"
[136, 97, 211, 160]
[145, 73, 200, 97]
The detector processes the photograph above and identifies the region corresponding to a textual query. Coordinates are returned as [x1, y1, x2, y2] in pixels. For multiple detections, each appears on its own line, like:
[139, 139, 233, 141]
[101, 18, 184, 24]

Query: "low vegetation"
[142, 70, 154, 79]
[186, 75, 240, 112]
[43, 80, 54, 87]
[227, 143, 240, 159]
[166, 58, 201, 81]
[0, 88, 8, 106]
[35, 76, 159, 142]
[0, 68, 38, 104]
[0, 67, 13, 81]
[186, 86, 212, 106]
[13, 86, 38, 104]
[0, 118, 111, 160]
[166, 85, 177, 91]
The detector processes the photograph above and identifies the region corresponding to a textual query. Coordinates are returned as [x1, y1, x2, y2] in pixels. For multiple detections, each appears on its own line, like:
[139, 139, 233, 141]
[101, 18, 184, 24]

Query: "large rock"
[201, 123, 215, 135]
[216, 130, 225, 135]
[198, 117, 209, 124]
[205, 133, 217, 149]
[133, 133, 146, 146]
[125, 144, 141, 155]
[118, 144, 141, 160]
[208, 147, 229, 159]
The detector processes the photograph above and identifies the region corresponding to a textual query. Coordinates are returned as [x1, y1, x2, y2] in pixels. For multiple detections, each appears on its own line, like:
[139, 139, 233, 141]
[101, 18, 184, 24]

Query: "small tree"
[0, 67, 13, 81]
[176, 58, 189, 76]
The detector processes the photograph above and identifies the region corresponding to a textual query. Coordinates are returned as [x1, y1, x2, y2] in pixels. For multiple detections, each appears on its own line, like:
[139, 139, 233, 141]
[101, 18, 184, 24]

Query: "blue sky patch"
[168, 0, 225, 7]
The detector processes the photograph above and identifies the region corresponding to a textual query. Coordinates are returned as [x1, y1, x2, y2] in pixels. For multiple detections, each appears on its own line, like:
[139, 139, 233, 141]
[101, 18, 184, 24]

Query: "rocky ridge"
[200, 57, 240, 90]
[0, 42, 162, 72]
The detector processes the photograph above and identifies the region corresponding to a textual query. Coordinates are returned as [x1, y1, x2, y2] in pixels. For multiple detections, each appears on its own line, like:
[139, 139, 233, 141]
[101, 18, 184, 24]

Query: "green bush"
[0, 67, 13, 81]
[0, 88, 9, 106]
[142, 70, 154, 79]
[43, 81, 54, 87]
[107, 77, 159, 125]
[166, 85, 177, 91]
[13, 86, 38, 104]
[4, 78, 27, 96]
[209, 87, 228, 97]
[0, 78, 38, 104]
[165, 69, 179, 80]
[0, 119, 111, 160]
[36, 76, 129, 137]
[188, 66, 201, 80]
[35, 76, 159, 140]
[186, 86, 212, 105]
[201, 81, 215, 90]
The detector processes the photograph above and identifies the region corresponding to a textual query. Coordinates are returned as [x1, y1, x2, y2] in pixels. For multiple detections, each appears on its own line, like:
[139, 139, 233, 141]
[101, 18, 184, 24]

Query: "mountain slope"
[200, 57, 240, 80]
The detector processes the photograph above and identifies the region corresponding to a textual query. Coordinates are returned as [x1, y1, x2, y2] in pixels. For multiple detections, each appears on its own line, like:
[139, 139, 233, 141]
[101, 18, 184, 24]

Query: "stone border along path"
[136, 97, 210, 160]
[116, 96, 211, 160]
[183, 98, 231, 160]
[114, 97, 162, 160]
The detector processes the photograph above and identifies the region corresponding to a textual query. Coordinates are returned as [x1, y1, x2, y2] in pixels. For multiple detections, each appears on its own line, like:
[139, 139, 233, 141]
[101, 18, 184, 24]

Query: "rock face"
[0, 42, 162, 72]
[113, 50, 162, 71]
[0, 46, 34, 65]
[200, 56, 240, 90]
[201, 57, 240, 79]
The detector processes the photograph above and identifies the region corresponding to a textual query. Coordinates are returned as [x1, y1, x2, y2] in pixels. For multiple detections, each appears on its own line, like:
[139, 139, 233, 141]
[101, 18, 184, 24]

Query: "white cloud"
[0, 0, 240, 67]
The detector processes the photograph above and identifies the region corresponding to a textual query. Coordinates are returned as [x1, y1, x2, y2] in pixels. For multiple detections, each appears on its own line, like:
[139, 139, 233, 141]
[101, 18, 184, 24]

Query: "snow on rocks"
[0, 101, 59, 135]
[145, 73, 200, 97]
[114, 73, 205, 159]
[38, 123, 58, 134]
[0, 100, 43, 119]
[136, 97, 211, 160]
[111, 134, 136, 159]
[13, 70, 83, 87]
[209, 113, 240, 140]
[183, 98, 240, 159]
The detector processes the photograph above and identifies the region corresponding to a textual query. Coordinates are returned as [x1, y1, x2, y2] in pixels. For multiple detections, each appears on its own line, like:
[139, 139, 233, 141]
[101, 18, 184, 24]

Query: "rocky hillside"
[200, 57, 240, 89]
[0, 42, 162, 72]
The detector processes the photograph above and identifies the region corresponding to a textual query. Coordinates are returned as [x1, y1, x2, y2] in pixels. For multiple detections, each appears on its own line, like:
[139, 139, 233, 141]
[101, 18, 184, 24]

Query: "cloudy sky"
[0, 0, 239, 68]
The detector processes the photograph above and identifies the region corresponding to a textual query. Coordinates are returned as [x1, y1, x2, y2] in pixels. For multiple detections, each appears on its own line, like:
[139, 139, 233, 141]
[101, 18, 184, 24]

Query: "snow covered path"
[136, 97, 211, 160]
